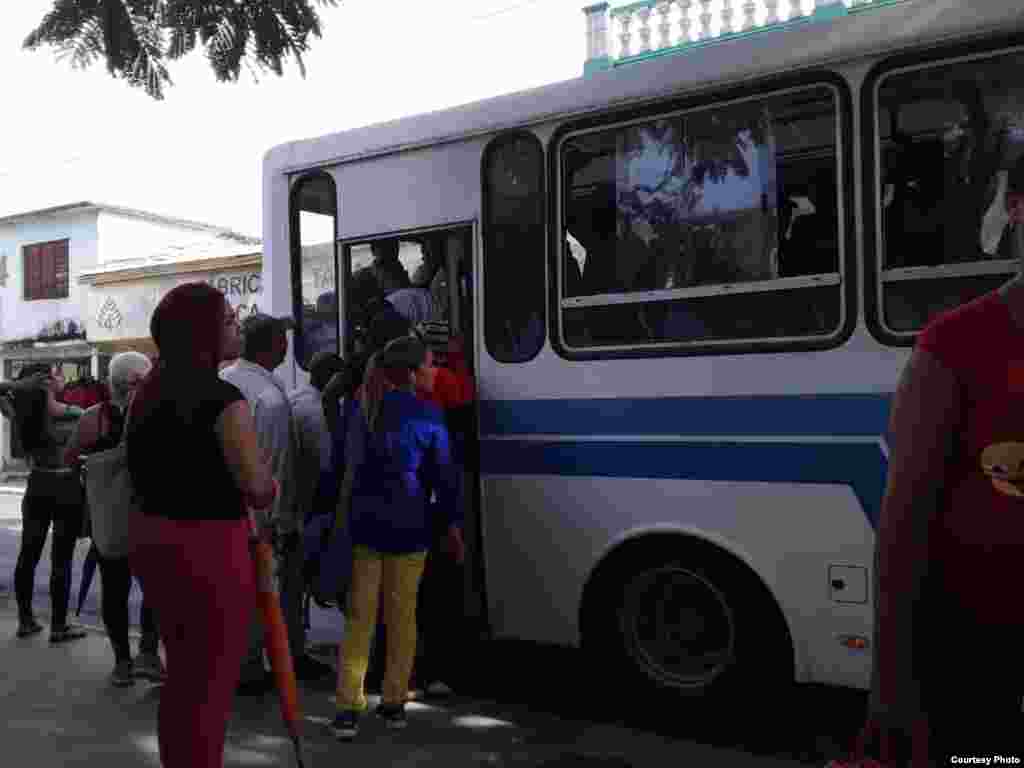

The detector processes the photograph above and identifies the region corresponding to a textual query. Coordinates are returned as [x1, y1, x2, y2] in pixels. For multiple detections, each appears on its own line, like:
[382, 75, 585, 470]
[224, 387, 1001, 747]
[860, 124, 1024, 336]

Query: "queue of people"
[1, 257, 474, 765]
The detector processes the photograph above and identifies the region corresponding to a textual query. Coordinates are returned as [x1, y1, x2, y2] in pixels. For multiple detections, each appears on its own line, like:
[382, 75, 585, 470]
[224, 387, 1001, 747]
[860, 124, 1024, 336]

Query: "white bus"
[261, 0, 1024, 699]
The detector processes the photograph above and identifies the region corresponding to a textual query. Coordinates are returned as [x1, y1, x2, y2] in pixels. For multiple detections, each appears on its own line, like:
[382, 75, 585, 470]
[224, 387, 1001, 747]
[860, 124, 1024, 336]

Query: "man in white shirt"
[221, 313, 322, 691]
[287, 352, 346, 681]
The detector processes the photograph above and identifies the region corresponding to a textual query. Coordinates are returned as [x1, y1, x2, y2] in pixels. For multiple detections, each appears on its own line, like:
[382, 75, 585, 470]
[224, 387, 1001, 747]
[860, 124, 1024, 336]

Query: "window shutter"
[22, 240, 70, 300]
[54, 240, 69, 298]
[42, 243, 56, 299]
[25, 245, 42, 300]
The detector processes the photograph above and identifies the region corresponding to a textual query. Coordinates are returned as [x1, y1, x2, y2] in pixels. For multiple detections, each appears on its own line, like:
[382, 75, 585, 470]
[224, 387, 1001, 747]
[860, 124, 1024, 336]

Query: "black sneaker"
[16, 618, 43, 638]
[376, 702, 407, 729]
[331, 710, 360, 741]
[49, 625, 87, 644]
[110, 660, 135, 688]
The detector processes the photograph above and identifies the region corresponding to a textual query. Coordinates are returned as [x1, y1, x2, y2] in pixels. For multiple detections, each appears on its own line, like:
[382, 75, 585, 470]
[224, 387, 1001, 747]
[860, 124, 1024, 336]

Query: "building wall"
[85, 260, 263, 345]
[0, 209, 99, 343]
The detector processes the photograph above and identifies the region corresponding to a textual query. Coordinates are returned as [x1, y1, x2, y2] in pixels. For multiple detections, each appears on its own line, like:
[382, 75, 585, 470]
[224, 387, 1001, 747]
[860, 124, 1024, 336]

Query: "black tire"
[581, 537, 794, 704]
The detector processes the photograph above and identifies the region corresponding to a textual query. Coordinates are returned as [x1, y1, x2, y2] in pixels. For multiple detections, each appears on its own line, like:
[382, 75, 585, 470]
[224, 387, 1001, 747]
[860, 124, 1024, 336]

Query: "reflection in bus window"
[291, 173, 338, 368]
[560, 86, 840, 350]
[876, 50, 1024, 333]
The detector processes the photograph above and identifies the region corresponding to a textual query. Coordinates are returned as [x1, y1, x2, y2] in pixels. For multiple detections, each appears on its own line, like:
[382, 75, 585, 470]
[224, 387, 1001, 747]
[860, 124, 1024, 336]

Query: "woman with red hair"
[126, 282, 277, 768]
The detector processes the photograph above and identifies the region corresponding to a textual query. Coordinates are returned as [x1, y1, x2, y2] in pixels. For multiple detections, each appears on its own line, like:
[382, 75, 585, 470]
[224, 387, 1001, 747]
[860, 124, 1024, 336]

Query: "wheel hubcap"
[620, 565, 736, 690]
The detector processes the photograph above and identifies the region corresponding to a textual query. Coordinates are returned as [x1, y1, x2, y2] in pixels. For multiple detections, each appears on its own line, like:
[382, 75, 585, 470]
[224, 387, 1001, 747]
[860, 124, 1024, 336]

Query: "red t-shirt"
[917, 290, 1024, 626]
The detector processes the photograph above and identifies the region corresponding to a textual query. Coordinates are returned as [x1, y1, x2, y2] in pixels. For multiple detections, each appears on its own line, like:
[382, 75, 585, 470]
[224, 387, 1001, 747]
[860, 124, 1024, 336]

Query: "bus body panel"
[332, 141, 485, 241]
[481, 475, 874, 687]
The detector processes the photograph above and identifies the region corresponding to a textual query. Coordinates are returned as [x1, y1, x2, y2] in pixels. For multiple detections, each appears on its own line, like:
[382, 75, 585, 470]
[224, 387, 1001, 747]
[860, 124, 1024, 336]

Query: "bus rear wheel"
[584, 540, 793, 703]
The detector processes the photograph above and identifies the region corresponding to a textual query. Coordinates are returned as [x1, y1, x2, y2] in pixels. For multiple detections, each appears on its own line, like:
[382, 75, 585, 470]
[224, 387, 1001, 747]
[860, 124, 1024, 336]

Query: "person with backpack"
[64, 351, 164, 687]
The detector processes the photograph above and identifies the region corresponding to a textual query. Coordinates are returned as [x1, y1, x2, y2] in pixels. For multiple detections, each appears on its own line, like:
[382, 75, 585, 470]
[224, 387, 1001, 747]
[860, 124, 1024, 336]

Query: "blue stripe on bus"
[479, 439, 887, 529]
[479, 393, 892, 438]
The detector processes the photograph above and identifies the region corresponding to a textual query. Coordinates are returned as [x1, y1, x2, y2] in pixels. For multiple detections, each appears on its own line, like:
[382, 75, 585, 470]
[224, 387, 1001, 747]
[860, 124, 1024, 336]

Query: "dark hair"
[360, 337, 426, 433]
[241, 324, 284, 360]
[131, 282, 228, 430]
[309, 352, 346, 392]
[10, 385, 48, 455]
[368, 304, 412, 352]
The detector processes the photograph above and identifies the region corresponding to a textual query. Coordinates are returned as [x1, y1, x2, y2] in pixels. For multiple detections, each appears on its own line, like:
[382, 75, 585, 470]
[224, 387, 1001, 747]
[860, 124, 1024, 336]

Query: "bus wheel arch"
[579, 532, 795, 700]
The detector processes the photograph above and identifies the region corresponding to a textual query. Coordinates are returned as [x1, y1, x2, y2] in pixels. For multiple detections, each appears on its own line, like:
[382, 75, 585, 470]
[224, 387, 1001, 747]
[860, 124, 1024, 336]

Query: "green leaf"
[24, 0, 338, 100]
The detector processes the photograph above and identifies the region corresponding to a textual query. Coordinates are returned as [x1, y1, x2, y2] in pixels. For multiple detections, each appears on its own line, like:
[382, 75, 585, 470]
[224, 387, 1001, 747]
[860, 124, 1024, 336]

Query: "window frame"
[288, 170, 339, 370]
[548, 70, 856, 361]
[480, 130, 548, 364]
[861, 33, 1024, 347]
[22, 238, 70, 301]
[337, 221, 476, 362]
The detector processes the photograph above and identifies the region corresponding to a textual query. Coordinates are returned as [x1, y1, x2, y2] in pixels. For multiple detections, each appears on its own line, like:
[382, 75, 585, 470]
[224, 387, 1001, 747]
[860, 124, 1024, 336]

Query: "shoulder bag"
[83, 399, 139, 558]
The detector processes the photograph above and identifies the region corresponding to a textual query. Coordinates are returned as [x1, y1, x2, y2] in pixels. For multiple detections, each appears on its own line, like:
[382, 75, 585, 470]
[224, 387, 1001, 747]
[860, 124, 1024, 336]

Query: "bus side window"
[290, 172, 339, 368]
[558, 86, 843, 352]
[874, 50, 1024, 337]
[482, 132, 547, 363]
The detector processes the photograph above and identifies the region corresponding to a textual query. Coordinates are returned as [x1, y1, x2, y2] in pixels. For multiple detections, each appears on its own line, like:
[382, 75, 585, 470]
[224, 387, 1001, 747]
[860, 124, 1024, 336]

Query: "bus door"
[442, 226, 488, 634]
[338, 225, 486, 632]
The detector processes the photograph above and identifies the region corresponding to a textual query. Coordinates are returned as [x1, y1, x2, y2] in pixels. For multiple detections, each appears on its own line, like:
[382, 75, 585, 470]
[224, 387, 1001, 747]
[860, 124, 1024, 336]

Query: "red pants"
[131, 514, 255, 768]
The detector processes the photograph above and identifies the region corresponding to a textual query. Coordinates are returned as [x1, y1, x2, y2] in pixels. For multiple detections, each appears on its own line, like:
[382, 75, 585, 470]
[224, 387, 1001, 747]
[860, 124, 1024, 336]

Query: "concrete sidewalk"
[0, 596, 807, 768]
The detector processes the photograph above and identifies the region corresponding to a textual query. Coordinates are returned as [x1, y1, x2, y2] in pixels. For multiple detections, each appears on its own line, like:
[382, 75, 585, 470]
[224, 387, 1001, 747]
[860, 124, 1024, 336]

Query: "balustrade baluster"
[678, 0, 692, 43]
[638, 6, 652, 52]
[721, 0, 733, 35]
[619, 12, 633, 57]
[742, 0, 757, 30]
[657, 0, 673, 49]
[698, 0, 712, 40]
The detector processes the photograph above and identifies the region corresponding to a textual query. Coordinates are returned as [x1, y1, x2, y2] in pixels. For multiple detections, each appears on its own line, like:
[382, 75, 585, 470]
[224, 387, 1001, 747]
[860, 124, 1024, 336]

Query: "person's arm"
[431, 367, 475, 410]
[334, 407, 365, 533]
[216, 400, 277, 511]
[867, 347, 960, 731]
[322, 372, 345, 436]
[0, 394, 16, 422]
[48, 389, 83, 420]
[63, 405, 103, 467]
[0, 373, 49, 393]
[426, 419, 464, 562]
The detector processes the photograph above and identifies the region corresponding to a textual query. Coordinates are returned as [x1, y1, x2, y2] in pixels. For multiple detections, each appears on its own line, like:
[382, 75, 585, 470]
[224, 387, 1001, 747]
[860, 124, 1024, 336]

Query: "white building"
[0, 201, 260, 476]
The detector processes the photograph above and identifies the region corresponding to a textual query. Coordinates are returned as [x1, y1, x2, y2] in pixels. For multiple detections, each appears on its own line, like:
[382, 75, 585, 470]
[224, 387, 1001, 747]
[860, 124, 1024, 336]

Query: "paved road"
[0, 485, 865, 765]
[0, 488, 343, 647]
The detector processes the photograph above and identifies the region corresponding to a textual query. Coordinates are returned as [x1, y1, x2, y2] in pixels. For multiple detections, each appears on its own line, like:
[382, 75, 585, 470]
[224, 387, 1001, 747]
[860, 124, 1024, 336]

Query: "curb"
[0, 486, 26, 496]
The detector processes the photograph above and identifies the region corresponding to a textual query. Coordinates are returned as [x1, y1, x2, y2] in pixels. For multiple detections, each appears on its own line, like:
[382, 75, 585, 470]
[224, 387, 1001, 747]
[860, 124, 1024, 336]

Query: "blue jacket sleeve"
[425, 418, 463, 529]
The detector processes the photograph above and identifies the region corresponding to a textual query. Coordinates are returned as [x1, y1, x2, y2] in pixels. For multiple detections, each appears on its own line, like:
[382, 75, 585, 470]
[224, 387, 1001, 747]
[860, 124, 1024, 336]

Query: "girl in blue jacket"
[332, 336, 463, 740]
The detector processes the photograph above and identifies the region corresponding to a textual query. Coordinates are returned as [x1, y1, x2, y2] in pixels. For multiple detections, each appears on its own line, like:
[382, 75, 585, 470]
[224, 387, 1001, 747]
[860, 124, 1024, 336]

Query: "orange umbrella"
[252, 536, 306, 768]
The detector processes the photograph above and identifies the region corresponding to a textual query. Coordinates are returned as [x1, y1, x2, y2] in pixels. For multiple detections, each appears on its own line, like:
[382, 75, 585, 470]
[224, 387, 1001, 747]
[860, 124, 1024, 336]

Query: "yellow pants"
[336, 546, 427, 711]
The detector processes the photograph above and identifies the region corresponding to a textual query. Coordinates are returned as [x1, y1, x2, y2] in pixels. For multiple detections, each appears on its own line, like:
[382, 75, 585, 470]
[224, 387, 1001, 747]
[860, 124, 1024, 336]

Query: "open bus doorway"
[340, 225, 487, 638]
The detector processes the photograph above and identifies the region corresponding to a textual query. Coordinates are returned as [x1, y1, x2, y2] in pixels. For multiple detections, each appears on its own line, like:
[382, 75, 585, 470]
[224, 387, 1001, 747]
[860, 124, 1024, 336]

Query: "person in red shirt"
[856, 156, 1024, 766]
[413, 323, 474, 410]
